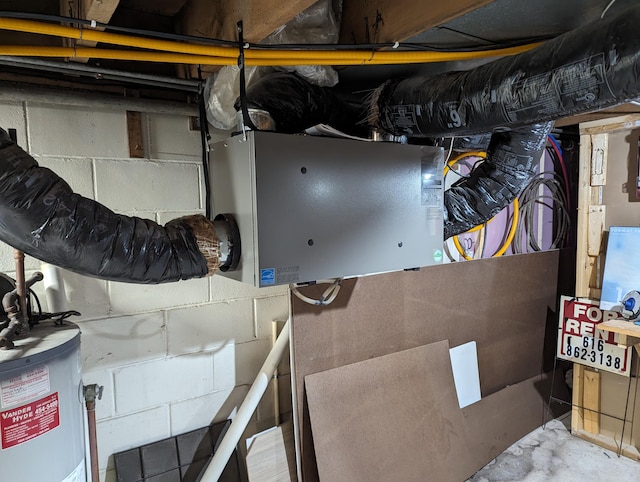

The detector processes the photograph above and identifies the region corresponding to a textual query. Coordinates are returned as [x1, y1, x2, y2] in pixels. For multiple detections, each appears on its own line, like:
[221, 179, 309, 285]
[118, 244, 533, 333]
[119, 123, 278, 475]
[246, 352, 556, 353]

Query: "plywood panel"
[305, 341, 558, 482]
[292, 250, 560, 481]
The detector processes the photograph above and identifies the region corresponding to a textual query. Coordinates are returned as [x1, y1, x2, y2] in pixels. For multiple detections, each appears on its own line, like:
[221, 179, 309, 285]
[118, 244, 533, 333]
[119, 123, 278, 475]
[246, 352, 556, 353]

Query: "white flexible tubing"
[41, 262, 67, 312]
[200, 317, 291, 482]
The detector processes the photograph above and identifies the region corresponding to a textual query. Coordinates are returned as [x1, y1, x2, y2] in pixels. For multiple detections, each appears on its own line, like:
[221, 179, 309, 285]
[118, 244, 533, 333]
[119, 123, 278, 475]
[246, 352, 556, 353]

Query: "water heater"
[210, 132, 444, 287]
[0, 323, 85, 482]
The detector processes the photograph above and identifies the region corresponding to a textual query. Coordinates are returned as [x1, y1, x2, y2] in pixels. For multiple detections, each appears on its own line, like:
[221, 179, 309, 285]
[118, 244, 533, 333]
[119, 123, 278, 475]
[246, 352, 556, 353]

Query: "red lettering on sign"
[0, 392, 59, 449]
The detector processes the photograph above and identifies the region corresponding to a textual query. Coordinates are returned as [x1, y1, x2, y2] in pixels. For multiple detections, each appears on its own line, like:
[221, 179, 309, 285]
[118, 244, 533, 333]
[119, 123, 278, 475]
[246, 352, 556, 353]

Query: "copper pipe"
[84, 384, 102, 482]
[13, 249, 27, 330]
[87, 400, 99, 482]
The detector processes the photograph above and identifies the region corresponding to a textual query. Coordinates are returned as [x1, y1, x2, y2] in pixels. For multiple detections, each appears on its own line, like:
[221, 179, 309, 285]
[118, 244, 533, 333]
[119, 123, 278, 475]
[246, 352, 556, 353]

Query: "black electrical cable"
[513, 172, 569, 253]
[237, 21, 258, 132]
[197, 67, 212, 220]
[28, 288, 41, 325]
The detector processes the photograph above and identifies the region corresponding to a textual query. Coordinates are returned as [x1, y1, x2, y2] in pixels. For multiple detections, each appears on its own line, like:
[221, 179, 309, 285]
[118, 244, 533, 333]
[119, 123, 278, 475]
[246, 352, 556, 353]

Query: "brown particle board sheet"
[305, 340, 554, 482]
[291, 251, 560, 481]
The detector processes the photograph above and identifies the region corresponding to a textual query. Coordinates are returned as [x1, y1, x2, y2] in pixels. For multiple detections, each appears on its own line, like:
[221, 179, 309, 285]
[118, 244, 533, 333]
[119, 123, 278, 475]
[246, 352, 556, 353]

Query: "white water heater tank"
[0, 323, 85, 482]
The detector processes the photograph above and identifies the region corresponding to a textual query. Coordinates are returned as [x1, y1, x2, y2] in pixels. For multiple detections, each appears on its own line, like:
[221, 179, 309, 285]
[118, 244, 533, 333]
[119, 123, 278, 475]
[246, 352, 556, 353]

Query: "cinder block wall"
[0, 100, 291, 481]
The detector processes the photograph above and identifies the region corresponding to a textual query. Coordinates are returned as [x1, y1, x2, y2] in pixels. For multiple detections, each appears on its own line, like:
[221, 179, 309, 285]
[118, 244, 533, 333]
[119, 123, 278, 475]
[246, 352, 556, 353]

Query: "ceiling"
[0, 0, 636, 111]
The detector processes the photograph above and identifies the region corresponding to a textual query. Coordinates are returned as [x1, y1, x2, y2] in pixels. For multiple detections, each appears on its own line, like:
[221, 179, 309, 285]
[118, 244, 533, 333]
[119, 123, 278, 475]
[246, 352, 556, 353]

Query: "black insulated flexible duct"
[239, 72, 368, 137]
[445, 122, 552, 239]
[0, 129, 220, 283]
[370, 5, 640, 137]
[366, 5, 640, 237]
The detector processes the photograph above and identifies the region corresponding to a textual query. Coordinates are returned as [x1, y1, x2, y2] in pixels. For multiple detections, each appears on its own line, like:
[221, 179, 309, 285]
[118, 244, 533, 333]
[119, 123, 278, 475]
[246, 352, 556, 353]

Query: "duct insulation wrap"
[0, 324, 85, 482]
[444, 122, 552, 239]
[371, 5, 640, 137]
[0, 129, 220, 283]
[239, 72, 368, 137]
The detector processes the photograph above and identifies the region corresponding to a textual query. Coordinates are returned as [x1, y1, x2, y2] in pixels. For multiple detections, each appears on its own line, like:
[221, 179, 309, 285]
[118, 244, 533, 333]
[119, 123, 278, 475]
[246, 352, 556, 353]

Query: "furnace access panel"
[210, 131, 443, 287]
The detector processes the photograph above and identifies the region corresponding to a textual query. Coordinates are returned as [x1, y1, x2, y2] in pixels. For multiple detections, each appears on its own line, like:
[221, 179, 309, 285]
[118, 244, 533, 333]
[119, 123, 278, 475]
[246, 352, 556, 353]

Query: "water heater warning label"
[1, 365, 50, 408]
[1, 392, 60, 449]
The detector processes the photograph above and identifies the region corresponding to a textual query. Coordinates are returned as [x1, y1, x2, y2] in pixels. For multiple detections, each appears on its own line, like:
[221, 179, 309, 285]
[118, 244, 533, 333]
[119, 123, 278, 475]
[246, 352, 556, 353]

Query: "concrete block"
[109, 277, 209, 315]
[94, 159, 201, 212]
[254, 295, 289, 340]
[234, 339, 272, 386]
[96, 405, 170, 470]
[0, 102, 28, 149]
[60, 269, 110, 320]
[113, 354, 214, 415]
[83, 369, 115, 420]
[34, 156, 95, 198]
[166, 299, 254, 356]
[211, 275, 288, 302]
[145, 113, 201, 161]
[213, 344, 236, 391]
[26, 103, 128, 158]
[0, 249, 39, 275]
[169, 386, 249, 436]
[80, 312, 166, 372]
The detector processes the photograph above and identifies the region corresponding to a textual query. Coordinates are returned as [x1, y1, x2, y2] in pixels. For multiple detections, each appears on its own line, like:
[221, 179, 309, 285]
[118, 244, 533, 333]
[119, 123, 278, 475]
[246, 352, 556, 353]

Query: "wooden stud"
[580, 114, 640, 136]
[571, 364, 585, 433]
[583, 369, 600, 434]
[590, 133, 608, 186]
[126, 111, 145, 158]
[556, 104, 640, 128]
[587, 206, 605, 257]
[576, 134, 594, 298]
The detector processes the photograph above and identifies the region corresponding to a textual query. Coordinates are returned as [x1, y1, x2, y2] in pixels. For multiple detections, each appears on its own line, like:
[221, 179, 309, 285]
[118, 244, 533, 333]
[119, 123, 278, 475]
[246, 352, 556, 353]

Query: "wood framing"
[59, 0, 120, 62]
[340, 0, 496, 43]
[573, 114, 640, 457]
[178, 0, 317, 76]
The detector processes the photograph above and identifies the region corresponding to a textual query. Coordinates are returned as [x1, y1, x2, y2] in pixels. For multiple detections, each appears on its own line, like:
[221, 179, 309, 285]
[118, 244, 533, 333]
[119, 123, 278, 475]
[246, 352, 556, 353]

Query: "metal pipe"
[200, 318, 291, 482]
[13, 249, 27, 331]
[84, 384, 103, 482]
[0, 56, 200, 92]
[0, 289, 20, 349]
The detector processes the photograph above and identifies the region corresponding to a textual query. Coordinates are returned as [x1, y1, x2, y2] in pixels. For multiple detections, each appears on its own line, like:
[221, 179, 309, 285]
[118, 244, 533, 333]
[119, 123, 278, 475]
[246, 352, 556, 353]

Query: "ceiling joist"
[59, 0, 120, 62]
[177, 0, 317, 76]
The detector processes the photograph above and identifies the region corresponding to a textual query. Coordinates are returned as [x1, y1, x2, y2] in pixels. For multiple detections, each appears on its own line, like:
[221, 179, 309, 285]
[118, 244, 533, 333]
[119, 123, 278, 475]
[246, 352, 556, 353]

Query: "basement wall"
[0, 99, 291, 481]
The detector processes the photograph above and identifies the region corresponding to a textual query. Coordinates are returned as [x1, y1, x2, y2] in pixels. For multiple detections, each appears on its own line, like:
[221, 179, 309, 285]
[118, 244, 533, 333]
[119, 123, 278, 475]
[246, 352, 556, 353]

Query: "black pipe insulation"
[370, 5, 640, 137]
[0, 129, 220, 283]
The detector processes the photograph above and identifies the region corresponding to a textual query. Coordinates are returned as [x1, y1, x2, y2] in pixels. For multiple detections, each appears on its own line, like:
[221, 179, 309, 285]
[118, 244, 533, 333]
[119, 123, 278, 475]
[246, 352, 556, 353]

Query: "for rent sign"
[557, 296, 632, 376]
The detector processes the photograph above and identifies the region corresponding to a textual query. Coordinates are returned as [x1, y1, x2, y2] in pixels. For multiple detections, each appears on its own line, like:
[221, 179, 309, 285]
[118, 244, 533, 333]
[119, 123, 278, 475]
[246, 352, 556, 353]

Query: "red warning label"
[0, 392, 60, 449]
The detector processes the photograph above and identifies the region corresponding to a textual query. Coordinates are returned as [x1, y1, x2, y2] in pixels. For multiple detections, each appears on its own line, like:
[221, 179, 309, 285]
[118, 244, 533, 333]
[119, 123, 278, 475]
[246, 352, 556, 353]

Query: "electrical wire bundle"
[512, 172, 570, 253]
[512, 135, 571, 253]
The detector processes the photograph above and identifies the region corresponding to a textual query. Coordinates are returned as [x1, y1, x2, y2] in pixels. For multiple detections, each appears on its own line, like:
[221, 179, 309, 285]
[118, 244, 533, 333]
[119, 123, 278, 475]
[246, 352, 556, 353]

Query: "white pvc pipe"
[41, 263, 67, 313]
[200, 318, 291, 482]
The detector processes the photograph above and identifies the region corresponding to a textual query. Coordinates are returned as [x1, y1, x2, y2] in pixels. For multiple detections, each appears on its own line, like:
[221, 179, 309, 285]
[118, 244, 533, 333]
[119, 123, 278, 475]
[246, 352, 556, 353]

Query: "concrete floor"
[469, 416, 640, 481]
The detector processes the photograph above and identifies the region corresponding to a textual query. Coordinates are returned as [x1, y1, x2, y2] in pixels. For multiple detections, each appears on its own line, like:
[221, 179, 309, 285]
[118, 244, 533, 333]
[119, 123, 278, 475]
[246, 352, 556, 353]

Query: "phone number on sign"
[564, 335, 622, 369]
